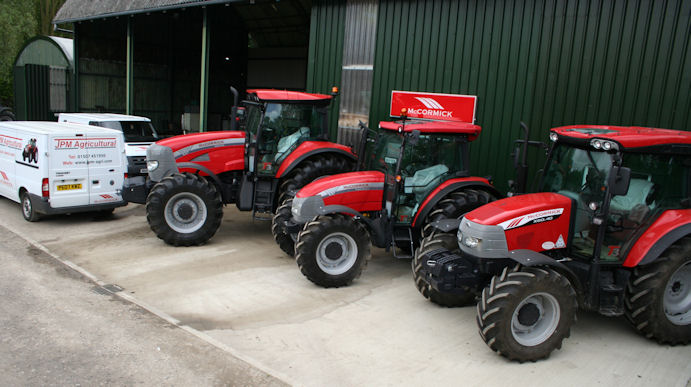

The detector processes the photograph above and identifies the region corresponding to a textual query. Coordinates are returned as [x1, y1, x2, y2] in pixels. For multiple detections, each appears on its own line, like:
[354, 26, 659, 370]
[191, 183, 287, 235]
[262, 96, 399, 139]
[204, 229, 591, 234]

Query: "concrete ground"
[0, 198, 689, 386]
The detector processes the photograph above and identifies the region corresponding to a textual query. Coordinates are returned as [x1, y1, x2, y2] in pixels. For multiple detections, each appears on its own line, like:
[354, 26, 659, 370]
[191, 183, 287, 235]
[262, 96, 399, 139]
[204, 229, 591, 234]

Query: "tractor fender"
[507, 249, 582, 292]
[623, 210, 691, 267]
[306, 203, 379, 239]
[275, 142, 356, 178]
[411, 178, 502, 228]
[175, 162, 228, 202]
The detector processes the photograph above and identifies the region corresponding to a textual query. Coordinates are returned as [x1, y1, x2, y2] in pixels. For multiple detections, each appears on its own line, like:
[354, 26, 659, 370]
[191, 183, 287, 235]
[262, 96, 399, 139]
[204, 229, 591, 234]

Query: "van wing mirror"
[608, 166, 631, 196]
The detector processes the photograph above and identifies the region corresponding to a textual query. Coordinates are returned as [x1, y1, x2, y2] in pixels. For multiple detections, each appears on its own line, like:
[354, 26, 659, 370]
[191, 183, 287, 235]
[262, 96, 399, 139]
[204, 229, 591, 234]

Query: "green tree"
[0, 0, 37, 107]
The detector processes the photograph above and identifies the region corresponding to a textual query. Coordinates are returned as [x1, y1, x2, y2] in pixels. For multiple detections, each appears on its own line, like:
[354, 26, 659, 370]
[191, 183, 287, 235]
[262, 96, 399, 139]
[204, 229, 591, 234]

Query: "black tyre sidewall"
[146, 174, 222, 246]
[478, 267, 577, 362]
[21, 192, 39, 222]
[296, 214, 370, 288]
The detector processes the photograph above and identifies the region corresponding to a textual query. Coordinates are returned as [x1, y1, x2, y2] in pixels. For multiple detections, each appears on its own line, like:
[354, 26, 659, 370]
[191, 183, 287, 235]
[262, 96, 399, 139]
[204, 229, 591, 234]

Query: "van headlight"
[147, 160, 159, 172]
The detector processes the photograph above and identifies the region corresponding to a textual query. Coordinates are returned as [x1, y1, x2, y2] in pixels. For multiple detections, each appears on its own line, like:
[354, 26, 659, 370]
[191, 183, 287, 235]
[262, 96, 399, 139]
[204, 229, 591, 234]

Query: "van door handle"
[108, 169, 115, 172]
[92, 180, 99, 184]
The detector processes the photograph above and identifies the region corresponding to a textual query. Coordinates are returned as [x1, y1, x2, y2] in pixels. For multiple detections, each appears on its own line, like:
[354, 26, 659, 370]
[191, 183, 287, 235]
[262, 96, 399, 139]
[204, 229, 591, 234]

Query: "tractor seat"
[404, 164, 449, 201]
[276, 127, 310, 158]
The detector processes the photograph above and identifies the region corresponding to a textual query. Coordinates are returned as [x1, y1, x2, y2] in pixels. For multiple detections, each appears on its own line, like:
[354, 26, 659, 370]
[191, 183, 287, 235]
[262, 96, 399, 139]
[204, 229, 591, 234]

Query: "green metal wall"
[307, 0, 347, 139]
[365, 0, 691, 192]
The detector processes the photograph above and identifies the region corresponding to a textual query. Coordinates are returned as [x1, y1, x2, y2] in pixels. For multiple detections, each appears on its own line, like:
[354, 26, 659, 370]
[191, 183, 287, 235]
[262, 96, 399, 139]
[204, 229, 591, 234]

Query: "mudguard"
[623, 209, 691, 267]
[275, 141, 356, 178]
[507, 249, 582, 292]
[411, 178, 502, 228]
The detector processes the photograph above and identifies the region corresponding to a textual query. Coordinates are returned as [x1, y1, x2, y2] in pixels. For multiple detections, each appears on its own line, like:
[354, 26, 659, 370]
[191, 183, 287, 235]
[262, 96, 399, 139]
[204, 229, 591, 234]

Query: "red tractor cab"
[416, 124, 691, 361]
[125, 88, 357, 246]
[278, 95, 501, 288]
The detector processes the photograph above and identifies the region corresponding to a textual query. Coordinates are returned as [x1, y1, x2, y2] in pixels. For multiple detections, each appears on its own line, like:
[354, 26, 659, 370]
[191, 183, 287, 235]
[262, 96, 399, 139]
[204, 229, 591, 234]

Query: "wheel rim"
[164, 192, 207, 233]
[22, 196, 31, 218]
[316, 232, 358, 275]
[511, 292, 561, 347]
[664, 260, 691, 325]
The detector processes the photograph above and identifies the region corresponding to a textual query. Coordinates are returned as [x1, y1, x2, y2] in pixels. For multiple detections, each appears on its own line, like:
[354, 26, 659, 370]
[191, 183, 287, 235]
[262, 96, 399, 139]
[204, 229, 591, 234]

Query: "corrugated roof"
[53, 0, 239, 24]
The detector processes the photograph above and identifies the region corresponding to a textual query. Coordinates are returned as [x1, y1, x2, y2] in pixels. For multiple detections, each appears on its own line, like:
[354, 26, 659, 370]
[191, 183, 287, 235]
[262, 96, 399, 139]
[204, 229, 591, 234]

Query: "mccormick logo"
[390, 90, 477, 123]
[498, 208, 564, 230]
[54, 138, 117, 150]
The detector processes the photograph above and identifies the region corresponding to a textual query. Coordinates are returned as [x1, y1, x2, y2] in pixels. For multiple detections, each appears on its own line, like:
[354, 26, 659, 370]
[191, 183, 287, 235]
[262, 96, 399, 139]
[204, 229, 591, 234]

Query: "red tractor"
[415, 124, 691, 362]
[123, 88, 357, 246]
[277, 106, 500, 288]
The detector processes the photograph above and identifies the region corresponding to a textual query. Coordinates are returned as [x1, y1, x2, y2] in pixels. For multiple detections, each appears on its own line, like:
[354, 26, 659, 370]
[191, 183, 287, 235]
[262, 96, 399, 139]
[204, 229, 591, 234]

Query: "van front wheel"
[21, 192, 40, 222]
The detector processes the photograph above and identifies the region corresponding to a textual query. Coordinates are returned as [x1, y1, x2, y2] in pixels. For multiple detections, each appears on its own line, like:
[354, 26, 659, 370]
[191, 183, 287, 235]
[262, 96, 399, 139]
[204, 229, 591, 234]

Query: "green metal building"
[51, 0, 690, 191]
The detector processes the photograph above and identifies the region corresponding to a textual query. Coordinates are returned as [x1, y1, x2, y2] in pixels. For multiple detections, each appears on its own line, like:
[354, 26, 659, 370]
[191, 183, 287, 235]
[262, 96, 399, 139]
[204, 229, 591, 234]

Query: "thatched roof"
[53, 0, 239, 24]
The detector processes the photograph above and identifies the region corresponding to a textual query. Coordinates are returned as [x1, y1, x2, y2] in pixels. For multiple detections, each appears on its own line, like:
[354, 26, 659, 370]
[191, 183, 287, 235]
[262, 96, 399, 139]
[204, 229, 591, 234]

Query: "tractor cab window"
[542, 145, 613, 258]
[256, 103, 328, 173]
[397, 133, 467, 223]
[371, 131, 404, 176]
[601, 152, 690, 261]
[244, 104, 263, 142]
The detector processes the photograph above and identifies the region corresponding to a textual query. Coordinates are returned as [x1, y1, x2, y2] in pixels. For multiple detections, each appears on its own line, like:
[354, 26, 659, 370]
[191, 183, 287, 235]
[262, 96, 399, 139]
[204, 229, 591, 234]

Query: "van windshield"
[94, 121, 159, 142]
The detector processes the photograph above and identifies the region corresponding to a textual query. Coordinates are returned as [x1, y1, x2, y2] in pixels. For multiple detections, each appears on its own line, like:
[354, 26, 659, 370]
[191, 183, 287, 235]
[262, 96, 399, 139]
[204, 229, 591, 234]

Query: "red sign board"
[390, 90, 477, 123]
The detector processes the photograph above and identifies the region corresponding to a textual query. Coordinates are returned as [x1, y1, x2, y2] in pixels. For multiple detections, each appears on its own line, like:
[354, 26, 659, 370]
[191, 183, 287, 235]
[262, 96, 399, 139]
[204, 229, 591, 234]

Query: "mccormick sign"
[390, 90, 477, 123]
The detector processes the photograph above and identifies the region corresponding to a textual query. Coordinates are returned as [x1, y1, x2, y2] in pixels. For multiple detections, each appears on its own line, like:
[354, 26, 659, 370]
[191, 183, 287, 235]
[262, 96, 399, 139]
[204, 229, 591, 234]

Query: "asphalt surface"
[0, 223, 285, 386]
[0, 199, 689, 386]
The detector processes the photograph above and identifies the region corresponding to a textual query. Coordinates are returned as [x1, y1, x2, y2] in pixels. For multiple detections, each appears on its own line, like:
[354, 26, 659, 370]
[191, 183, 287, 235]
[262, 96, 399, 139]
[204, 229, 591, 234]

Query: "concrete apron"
[1, 200, 689, 387]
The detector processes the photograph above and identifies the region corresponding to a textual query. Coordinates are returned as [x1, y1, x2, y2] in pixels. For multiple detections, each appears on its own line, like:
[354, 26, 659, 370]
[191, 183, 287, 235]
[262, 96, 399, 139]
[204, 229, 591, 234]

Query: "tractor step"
[252, 210, 273, 221]
[598, 284, 624, 316]
[392, 227, 414, 259]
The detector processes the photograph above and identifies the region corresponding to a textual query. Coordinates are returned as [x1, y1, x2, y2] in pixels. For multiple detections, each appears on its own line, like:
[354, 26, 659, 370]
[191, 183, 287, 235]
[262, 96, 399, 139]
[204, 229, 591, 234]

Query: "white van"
[57, 113, 159, 177]
[0, 121, 126, 221]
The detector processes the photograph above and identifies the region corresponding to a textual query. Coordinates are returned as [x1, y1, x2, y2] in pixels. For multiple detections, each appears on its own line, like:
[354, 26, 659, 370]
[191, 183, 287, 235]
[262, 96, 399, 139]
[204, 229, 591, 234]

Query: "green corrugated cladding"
[307, 0, 347, 140]
[367, 0, 690, 193]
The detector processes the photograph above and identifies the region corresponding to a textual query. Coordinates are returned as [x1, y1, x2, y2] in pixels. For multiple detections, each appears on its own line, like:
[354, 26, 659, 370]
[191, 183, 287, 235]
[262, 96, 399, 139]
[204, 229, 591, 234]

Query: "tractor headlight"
[147, 160, 159, 172]
[291, 195, 326, 224]
[463, 236, 480, 248]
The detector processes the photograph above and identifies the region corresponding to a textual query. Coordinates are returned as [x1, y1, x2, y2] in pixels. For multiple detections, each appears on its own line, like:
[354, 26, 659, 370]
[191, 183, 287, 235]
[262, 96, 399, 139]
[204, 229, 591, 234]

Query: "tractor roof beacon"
[125, 87, 358, 246]
[281, 93, 501, 288]
[416, 124, 691, 362]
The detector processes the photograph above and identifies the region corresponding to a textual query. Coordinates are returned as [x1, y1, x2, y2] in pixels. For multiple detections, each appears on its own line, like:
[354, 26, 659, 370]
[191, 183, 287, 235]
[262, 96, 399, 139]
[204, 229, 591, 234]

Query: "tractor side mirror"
[408, 130, 421, 145]
[608, 166, 631, 196]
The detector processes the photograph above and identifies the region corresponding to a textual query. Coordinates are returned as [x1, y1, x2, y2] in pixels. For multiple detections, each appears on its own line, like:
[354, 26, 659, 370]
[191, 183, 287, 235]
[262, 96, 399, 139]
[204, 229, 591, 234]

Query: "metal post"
[199, 7, 210, 132]
[126, 17, 134, 115]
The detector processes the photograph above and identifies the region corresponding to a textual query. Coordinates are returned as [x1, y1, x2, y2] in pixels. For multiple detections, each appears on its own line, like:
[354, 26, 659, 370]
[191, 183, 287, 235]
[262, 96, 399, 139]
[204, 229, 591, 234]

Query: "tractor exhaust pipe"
[229, 86, 239, 131]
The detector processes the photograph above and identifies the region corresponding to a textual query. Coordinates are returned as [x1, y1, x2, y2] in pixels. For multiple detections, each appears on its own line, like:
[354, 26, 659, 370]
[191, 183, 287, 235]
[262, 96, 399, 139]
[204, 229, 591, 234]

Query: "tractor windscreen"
[96, 121, 159, 142]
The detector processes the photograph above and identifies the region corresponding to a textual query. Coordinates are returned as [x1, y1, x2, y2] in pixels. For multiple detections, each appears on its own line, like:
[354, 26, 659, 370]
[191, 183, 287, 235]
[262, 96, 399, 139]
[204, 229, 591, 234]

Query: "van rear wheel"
[21, 192, 40, 222]
[146, 173, 222, 246]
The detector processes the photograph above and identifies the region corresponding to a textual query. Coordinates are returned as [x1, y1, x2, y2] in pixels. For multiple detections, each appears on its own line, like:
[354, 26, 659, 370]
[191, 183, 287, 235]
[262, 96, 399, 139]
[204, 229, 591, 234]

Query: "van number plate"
[57, 184, 82, 191]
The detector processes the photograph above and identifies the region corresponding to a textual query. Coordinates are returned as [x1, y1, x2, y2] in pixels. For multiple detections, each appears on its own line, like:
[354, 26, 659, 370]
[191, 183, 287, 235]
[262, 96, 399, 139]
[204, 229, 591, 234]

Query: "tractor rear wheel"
[422, 189, 495, 237]
[272, 155, 353, 256]
[412, 231, 476, 307]
[295, 214, 370, 288]
[272, 198, 296, 256]
[146, 173, 223, 246]
[476, 266, 577, 362]
[625, 237, 691, 344]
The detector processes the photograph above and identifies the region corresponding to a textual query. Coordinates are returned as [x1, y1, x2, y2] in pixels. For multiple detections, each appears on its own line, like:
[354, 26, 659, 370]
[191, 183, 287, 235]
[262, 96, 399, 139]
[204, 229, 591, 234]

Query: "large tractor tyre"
[146, 173, 223, 246]
[477, 266, 577, 362]
[625, 237, 690, 344]
[412, 231, 476, 307]
[295, 214, 371, 288]
[272, 155, 354, 256]
[422, 189, 495, 237]
[20, 191, 40, 222]
[272, 198, 296, 256]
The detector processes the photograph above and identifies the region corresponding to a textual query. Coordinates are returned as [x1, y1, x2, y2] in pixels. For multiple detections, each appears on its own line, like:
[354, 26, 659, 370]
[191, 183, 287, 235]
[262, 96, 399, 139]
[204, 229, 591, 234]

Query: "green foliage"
[0, 0, 37, 107]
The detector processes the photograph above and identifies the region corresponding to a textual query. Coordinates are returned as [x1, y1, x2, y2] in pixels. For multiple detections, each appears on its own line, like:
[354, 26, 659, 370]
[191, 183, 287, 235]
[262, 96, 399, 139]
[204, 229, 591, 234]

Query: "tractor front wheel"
[272, 155, 353, 256]
[422, 189, 495, 237]
[476, 266, 577, 362]
[146, 173, 223, 246]
[625, 237, 691, 344]
[295, 214, 370, 288]
[412, 231, 476, 307]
